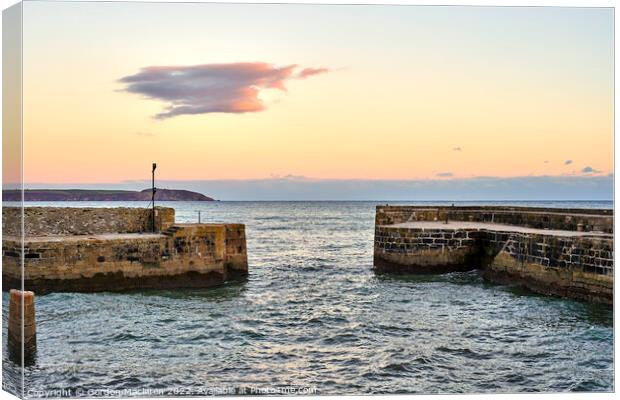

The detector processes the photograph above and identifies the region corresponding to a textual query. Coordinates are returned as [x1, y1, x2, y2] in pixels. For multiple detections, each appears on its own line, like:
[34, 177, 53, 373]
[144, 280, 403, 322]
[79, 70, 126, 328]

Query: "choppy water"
[2, 201, 614, 395]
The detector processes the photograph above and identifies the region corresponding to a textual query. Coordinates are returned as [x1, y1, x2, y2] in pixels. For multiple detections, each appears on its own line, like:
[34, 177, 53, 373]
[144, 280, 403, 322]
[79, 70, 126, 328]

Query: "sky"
[10, 2, 615, 199]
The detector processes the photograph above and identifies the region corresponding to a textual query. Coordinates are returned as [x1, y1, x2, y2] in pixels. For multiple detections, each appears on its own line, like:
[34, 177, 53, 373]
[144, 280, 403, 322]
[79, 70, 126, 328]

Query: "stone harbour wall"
[481, 232, 613, 304]
[481, 232, 614, 274]
[3, 206, 176, 237]
[374, 206, 613, 304]
[2, 224, 248, 293]
[2, 207, 248, 293]
[225, 224, 249, 276]
[375, 205, 613, 233]
[374, 226, 482, 273]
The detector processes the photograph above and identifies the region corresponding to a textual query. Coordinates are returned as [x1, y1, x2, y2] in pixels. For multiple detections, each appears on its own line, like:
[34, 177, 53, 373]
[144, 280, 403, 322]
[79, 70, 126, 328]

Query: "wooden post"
[8, 289, 36, 363]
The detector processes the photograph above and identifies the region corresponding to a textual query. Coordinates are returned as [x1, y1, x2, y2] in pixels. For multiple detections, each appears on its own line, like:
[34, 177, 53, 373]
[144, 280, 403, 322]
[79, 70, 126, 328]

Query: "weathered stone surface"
[374, 206, 613, 304]
[484, 252, 612, 304]
[375, 205, 613, 233]
[3, 206, 175, 237]
[374, 226, 483, 273]
[2, 208, 248, 293]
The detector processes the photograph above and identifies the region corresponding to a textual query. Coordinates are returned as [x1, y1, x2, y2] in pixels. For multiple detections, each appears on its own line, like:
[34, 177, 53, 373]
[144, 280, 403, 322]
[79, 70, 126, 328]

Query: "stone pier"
[374, 206, 613, 304]
[2, 207, 248, 293]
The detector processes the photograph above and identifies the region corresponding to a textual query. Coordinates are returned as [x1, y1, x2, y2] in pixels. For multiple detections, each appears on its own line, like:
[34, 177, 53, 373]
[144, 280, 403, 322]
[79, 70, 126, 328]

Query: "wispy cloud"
[134, 131, 155, 137]
[119, 62, 329, 119]
[582, 166, 601, 174]
[296, 67, 329, 79]
[452, 147, 462, 151]
[269, 173, 311, 181]
[436, 172, 453, 177]
[564, 159, 573, 165]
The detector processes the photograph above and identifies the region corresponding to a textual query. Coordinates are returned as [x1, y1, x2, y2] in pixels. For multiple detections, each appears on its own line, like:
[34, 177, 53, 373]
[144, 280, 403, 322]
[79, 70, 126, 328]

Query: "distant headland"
[2, 188, 214, 202]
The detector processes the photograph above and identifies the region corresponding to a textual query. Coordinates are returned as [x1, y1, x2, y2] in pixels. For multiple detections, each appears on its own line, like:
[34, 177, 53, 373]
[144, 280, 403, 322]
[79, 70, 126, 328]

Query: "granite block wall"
[2, 223, 248, 293]
[374, 226, 484, 273]
[375, 205, 613, 233]
[2, 206, 175, 236]
[1, 207, 248, 293]
[481, 231, 613, 304]
[374, 206, 613, 304]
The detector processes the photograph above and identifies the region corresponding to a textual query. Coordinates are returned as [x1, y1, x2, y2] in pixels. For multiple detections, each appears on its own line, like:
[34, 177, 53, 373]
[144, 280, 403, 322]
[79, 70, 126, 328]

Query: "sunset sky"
[11, 2, 615, 199]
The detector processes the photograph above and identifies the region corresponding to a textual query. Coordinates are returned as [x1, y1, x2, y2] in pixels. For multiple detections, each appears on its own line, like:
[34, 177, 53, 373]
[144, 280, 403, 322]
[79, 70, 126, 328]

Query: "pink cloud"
[119, 62, 329, 119]
[296, 67, 330, 79]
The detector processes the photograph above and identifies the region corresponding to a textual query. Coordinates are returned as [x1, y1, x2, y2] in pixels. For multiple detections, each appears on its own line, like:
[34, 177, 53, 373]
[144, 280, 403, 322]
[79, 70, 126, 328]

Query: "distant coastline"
[2, 188, 214, 202]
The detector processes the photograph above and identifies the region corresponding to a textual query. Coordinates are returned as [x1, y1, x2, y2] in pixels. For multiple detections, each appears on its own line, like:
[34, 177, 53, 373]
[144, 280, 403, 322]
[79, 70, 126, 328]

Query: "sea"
[2, 200, 614, 395]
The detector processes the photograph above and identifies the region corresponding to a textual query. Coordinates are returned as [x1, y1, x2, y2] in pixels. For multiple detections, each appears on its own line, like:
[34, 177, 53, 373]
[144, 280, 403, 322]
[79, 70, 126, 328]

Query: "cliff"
[2, 188, 214, 202]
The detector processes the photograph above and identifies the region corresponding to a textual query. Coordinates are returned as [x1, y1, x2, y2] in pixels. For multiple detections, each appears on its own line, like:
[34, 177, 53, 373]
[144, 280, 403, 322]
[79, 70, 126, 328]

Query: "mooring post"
[8, 289, 36, 363]
[152, 162, 157, 232]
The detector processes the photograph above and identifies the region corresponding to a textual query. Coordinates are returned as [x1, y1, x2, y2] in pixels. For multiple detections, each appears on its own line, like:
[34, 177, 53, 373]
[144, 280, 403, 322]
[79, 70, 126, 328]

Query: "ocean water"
[2, 201, 614, 395]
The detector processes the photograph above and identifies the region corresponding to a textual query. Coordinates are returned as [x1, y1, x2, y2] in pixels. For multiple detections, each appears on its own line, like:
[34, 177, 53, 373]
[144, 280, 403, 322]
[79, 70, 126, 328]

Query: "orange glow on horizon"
[19, 3, 613, 185]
